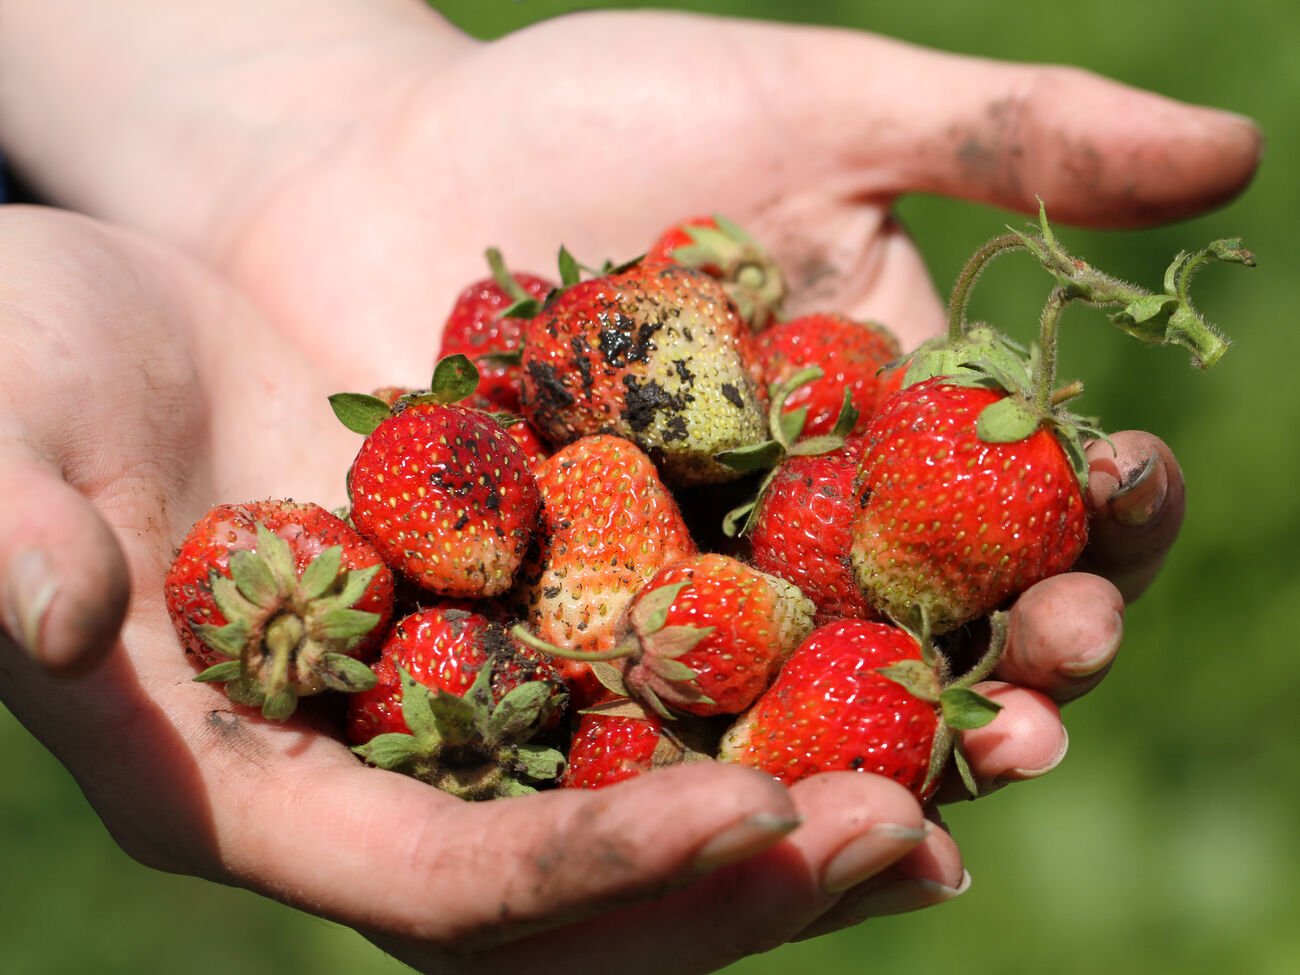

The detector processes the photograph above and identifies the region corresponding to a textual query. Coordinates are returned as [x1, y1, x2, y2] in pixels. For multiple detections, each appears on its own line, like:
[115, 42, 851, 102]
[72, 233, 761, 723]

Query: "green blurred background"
[3, 1, 1295, 973]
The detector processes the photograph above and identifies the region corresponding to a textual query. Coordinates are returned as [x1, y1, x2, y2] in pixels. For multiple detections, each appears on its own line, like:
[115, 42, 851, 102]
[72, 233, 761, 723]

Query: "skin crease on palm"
[0, 2, 1262, 974]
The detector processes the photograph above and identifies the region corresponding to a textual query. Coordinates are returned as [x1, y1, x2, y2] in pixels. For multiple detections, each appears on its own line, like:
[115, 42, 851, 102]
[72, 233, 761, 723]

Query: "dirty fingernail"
[847, 870, 972, 919]
[692, 812, 801, 874]
[1111, 452, 1166, 526]
[823, 822, 930, 894]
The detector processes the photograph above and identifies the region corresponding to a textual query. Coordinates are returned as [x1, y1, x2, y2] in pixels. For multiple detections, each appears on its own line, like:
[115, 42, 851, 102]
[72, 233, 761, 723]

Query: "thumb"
[0, 446, 130, 674]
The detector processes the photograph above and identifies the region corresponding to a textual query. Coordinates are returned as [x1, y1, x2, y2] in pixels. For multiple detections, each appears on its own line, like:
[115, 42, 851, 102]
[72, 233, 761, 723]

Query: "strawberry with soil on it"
[517, 552, 816, 719]
[165, 499, 395, 720]
[348, 605, 569, 800]
[506, 434, 698, 707]
[645, 214, 786, 330]
[719, 615, 1006, 802]
[851, 208, 1252, 634]
[519, 258, 769, 486]
[331, 354, 541, 600]
[436, 248, 554, 413]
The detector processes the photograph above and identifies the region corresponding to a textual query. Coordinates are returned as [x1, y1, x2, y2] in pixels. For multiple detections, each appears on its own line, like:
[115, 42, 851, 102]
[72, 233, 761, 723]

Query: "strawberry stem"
[949, 611, 1009, 691]
[946, 232, 1027, 341]
[510, 624, 632, 663]
[1033, 286, 1071, 414]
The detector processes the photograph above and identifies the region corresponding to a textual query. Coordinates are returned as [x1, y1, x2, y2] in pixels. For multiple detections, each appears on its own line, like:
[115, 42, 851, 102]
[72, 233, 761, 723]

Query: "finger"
[998, 572, 1125, 703]
[1075, 431, 1186, 601]
[406, 771, 929, 975]
[794, 814, 968, 939]
[219, 759, 800, 951]
[937, 681, 1068, 803]
[0, 445, 129, 674]
[765, 25, 1261, 225]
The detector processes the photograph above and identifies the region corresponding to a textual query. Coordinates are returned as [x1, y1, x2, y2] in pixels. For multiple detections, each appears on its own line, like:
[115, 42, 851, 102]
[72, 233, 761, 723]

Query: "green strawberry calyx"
[878, 611, 1010, 799]
[353, 663, 567, 801]
[511, 580, 717, 720]
[716, 365, 860, 537]
[667, 215, 787, 330]
[328, 354, 481, 436]
[192, 523, 382, 721]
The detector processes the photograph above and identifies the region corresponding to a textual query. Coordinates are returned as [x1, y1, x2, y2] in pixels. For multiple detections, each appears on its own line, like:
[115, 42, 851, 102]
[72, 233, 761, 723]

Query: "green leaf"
[632, 581, 691, 634]
[715, 440, 785, 472]
[939, 687, 1003, 730]
[429, 353, 480, 404]
[829, 389, 860, 439]
[557, 246, 582, 287]
[298, 546, 344, 601]
[397, 666, 439, 742]
[647, 625, 715, 659]
[952, 740, 980, 797]
[254, 524, 296, 592]
[329, 392, 391, 436]
[353, 732, 421, 770]
[878, 659, 942, 702]
[228, 548, 280, 609]
[193, 660, 243, 684]
[590, 661, 629, 698]
[777, 405, 808, 447]
[499, 298, 542, 320]
[645, 654, 698, 683]
[317, 653, 379, 693]
[261, 689, 298, 722]
[223, 674, 266, 708]
[488, 682, 552, 741]
[787, 434, 846, 458]
[976, 396, 1041, 443]
[209, 574, 258, 627]
[334, 563, 381, 609]
[513, 744, 566, 781]
[194, 620, 250, 660]
[427, 689, 482, 748]
[314, 607, 381, 642]
[721, 499, 757, 539]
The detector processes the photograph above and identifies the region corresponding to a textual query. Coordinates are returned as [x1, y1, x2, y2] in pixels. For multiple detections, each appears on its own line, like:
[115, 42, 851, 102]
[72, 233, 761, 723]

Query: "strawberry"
[332, 355, 541, 599]
[850, 375, 1090, 634]
[348, 606, 569, 800]
[436, 250, 554, 412]
[519, 552, 816, 718]
[519, 261, 768, 485]
[508, 434, 698, 707]
[719, 617, 1003, 802]
[755, 313, 903, 438]
[561, 704, 715, 790]
[164, 499, 394, 720]
[645, 214, 786, 329]
[746, 436, 879, 624]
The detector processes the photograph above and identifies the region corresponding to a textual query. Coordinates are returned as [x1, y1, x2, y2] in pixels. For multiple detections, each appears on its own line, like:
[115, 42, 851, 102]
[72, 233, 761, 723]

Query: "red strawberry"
[850, 376, 1088, 633]
[509, 434, 698, 707]
[332, 356, 541, 599]
[520, 553, 815, 718]
[519, 261, 768, 485]
[561, 704, 715, 790]
[747, 436, 879, 624]
[645, 214, 786, 329]
[164, 499, 395, 720]
[719, 617, 1002, 802]
[755, 313, 902, 438]
[348, 606, 569, 800]
[436, 251, 554, 412]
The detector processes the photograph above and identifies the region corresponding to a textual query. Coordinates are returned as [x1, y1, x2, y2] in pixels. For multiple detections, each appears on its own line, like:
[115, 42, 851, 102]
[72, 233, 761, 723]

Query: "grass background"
[3, 1, 1296, 973]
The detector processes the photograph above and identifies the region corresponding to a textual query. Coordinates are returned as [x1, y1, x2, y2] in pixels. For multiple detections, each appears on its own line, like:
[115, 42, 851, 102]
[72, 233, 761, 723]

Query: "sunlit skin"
[0, 2, 1260, 973]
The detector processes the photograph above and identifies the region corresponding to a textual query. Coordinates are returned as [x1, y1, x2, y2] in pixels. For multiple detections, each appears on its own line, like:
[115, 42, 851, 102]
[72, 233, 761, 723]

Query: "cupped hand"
[0, 4, 1259, 973]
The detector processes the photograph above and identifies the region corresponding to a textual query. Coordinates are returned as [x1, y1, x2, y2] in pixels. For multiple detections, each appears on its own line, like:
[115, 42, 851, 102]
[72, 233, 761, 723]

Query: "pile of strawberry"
[165, 211, 1251, 803]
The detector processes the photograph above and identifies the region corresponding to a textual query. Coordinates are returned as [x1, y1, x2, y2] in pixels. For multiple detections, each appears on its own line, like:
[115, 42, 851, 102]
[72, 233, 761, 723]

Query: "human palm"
[0, 4, 1261, 974]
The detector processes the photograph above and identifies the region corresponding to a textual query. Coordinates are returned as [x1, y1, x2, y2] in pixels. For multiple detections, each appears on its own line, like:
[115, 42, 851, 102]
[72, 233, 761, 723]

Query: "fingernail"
[2, 549, 59, 663]
[994, 727, 1069, 788]
[1111, 452, 1165, 527]
[823, 822, 931, 894]
[692, 812, 801, 874]
[845, 870, 971, 919]
[1057, 617, 1122, 679]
